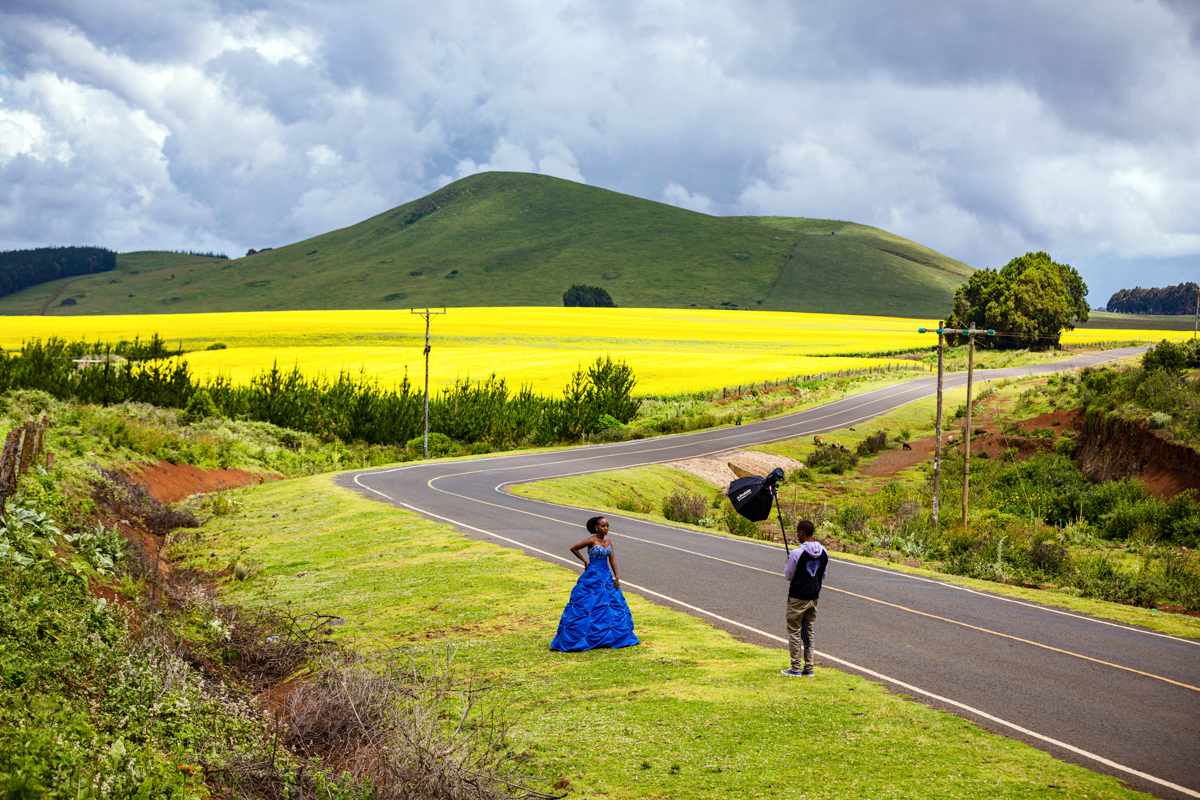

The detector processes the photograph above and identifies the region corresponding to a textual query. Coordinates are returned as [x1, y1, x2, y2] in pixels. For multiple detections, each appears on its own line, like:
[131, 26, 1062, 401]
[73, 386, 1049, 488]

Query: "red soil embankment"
[120, 460, 274, 503]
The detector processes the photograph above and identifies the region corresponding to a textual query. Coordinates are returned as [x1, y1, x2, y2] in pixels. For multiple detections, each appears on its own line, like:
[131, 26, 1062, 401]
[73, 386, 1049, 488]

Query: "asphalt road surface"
[341, 347, 1200, 799]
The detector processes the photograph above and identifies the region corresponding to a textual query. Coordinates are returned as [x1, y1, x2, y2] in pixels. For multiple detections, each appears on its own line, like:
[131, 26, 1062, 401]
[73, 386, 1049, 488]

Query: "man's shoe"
[780, 668, 805, 677]
[800, 668, 814, 677]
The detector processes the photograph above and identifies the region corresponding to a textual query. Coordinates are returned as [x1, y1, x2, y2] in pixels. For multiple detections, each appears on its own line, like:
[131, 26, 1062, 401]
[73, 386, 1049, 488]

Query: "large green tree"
[945, 251, 1089, 350]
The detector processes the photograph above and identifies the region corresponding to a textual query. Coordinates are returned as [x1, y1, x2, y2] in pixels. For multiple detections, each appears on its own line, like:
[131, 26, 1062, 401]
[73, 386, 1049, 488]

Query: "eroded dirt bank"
[1077, 415, 1200, 498]
[119, 460, 274, 503]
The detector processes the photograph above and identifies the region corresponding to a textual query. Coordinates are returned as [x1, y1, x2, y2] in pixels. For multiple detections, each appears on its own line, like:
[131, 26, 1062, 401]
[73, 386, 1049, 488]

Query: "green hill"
[0, 172, 976, 319]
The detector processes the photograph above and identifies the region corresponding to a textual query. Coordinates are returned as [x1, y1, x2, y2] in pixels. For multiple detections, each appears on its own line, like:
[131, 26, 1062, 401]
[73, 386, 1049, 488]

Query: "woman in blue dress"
[550, 516, 639, 651]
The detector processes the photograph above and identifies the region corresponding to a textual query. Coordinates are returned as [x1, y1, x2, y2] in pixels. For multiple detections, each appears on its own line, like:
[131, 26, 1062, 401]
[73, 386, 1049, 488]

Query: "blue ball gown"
[550, 544, 639, 651]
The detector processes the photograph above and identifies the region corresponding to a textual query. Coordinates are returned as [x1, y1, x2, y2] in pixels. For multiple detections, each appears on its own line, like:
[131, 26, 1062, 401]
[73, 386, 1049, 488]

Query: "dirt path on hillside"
[40, 281, 70, 315]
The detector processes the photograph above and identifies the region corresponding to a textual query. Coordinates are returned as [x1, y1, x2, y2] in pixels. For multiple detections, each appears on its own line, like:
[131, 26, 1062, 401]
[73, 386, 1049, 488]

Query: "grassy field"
[0, 172, 977, 319]
[2, 307, 1190, 397]
[184, 474, 1153, 799]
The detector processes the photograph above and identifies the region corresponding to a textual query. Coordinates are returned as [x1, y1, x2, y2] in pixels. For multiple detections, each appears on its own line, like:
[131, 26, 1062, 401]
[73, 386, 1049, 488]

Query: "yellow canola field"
[2, 308, 1189, 396]
[2, 308, 933, 351]
[175, 346, 913, 396]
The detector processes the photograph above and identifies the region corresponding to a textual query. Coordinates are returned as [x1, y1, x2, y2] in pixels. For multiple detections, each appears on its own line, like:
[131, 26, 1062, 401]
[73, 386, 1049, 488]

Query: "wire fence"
[0, 416, 49, 525]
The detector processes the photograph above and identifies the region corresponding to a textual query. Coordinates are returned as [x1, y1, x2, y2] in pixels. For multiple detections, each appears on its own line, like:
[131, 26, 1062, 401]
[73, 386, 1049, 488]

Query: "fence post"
[19, 422, 35, 479]
[0, 418, 51, 527]
[0, 428, 21, 527]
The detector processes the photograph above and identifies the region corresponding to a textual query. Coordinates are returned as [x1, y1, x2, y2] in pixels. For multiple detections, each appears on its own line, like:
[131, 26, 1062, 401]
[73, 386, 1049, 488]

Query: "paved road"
[341, 347, 1200, 799]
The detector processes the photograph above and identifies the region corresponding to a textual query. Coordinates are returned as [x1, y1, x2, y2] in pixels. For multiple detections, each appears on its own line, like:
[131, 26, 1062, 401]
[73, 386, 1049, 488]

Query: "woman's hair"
[586, 516, 607, 535]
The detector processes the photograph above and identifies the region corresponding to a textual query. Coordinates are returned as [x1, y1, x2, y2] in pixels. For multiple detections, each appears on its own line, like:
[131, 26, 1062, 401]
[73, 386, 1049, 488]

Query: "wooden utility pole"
[919, 323, 951, 531]
[411, 308, 446, 458]
[932, 322, 945, 532]
[920, 323, 994, 529]
[962, 323, 976, 529]
[959, 323, 995, 527]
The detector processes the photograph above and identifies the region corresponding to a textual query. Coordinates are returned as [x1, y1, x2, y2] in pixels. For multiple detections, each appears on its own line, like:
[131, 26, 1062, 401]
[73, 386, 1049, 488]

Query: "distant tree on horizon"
[562, 284, 616, 308]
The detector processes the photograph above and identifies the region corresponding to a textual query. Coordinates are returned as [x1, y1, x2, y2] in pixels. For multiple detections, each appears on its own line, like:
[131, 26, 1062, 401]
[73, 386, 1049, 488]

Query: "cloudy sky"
[1, 0, 1198, 308]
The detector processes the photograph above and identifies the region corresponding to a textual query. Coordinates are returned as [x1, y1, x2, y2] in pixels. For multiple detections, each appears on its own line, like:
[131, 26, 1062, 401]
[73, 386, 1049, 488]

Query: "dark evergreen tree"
[562, 284, 616, 307]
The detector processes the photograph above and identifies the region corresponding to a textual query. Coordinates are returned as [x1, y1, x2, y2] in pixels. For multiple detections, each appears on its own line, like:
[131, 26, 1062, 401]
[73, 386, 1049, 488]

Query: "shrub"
[1053, 436, 1077, 457]
[1079, 478, 1150, 524]
[662, 491, 707, 525]
[788, 466, 814, 483]
[1027, 539, 1069, 577]
[856, 430, 888, 456]
[406, 432, 454, 458]
[1148, 411, 1172, 430]
[835, 504, 871, 539]
[720, 500, 761, 538]
[616, 497, 652, 514]
[181, 387, 219, 424]
[596, 413, 623, 431]
[1142, 340, 1186, 373]
[1163, 491, 1200, 546]
[1100, 496, 1164, 540]
[807, 444, 859, 474]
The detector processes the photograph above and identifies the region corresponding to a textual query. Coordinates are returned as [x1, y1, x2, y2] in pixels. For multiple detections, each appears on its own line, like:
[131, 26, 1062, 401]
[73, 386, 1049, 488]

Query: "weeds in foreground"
[0, 453, 555, 799]
[257, 650, 557, 800]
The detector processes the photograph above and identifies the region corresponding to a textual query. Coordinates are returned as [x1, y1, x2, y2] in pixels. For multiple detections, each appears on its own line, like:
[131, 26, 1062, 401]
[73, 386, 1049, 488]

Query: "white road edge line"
[351, 474, 1199, 800]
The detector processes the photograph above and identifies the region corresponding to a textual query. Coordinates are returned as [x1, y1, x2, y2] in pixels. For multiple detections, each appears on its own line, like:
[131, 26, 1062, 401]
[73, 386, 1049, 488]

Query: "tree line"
[0, 338, 641, 450]
[0, 246, 116, 298]
[1105, 282, 1199, 316]
[167, 249, 229, 259]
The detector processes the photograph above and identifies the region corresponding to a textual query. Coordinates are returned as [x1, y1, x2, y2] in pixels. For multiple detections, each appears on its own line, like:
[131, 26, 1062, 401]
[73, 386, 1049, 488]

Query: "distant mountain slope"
[0, 172, 975, 319]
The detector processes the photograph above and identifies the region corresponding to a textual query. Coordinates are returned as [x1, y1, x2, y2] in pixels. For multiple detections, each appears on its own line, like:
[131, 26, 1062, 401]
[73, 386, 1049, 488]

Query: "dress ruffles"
[550, 545, 639, 651]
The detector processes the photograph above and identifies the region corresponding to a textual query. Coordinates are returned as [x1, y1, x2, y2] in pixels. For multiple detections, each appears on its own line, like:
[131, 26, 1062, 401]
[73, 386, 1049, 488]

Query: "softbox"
[727, 473, 778, 522]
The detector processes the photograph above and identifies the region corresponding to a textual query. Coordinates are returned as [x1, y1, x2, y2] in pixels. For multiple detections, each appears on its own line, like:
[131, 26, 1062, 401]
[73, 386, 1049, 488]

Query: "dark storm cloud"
[0, 0, 1196, 304]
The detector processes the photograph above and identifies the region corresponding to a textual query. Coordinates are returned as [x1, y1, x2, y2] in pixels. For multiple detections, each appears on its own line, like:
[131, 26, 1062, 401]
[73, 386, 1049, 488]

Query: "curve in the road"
[344, 347, 1200, 800]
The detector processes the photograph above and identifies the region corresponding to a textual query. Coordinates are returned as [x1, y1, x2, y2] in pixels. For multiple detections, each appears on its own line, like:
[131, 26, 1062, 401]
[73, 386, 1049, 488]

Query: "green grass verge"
[0, 172, 973, 319]
[187, 474, 1152, 799]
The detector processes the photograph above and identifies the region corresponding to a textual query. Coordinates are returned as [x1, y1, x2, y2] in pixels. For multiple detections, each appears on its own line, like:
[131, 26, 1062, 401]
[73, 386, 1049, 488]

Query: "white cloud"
[0, 107, 67, 163]
[0, 0, 1197, 304]
[661, 182, 715, 215]
[456, 137, 586, 184]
